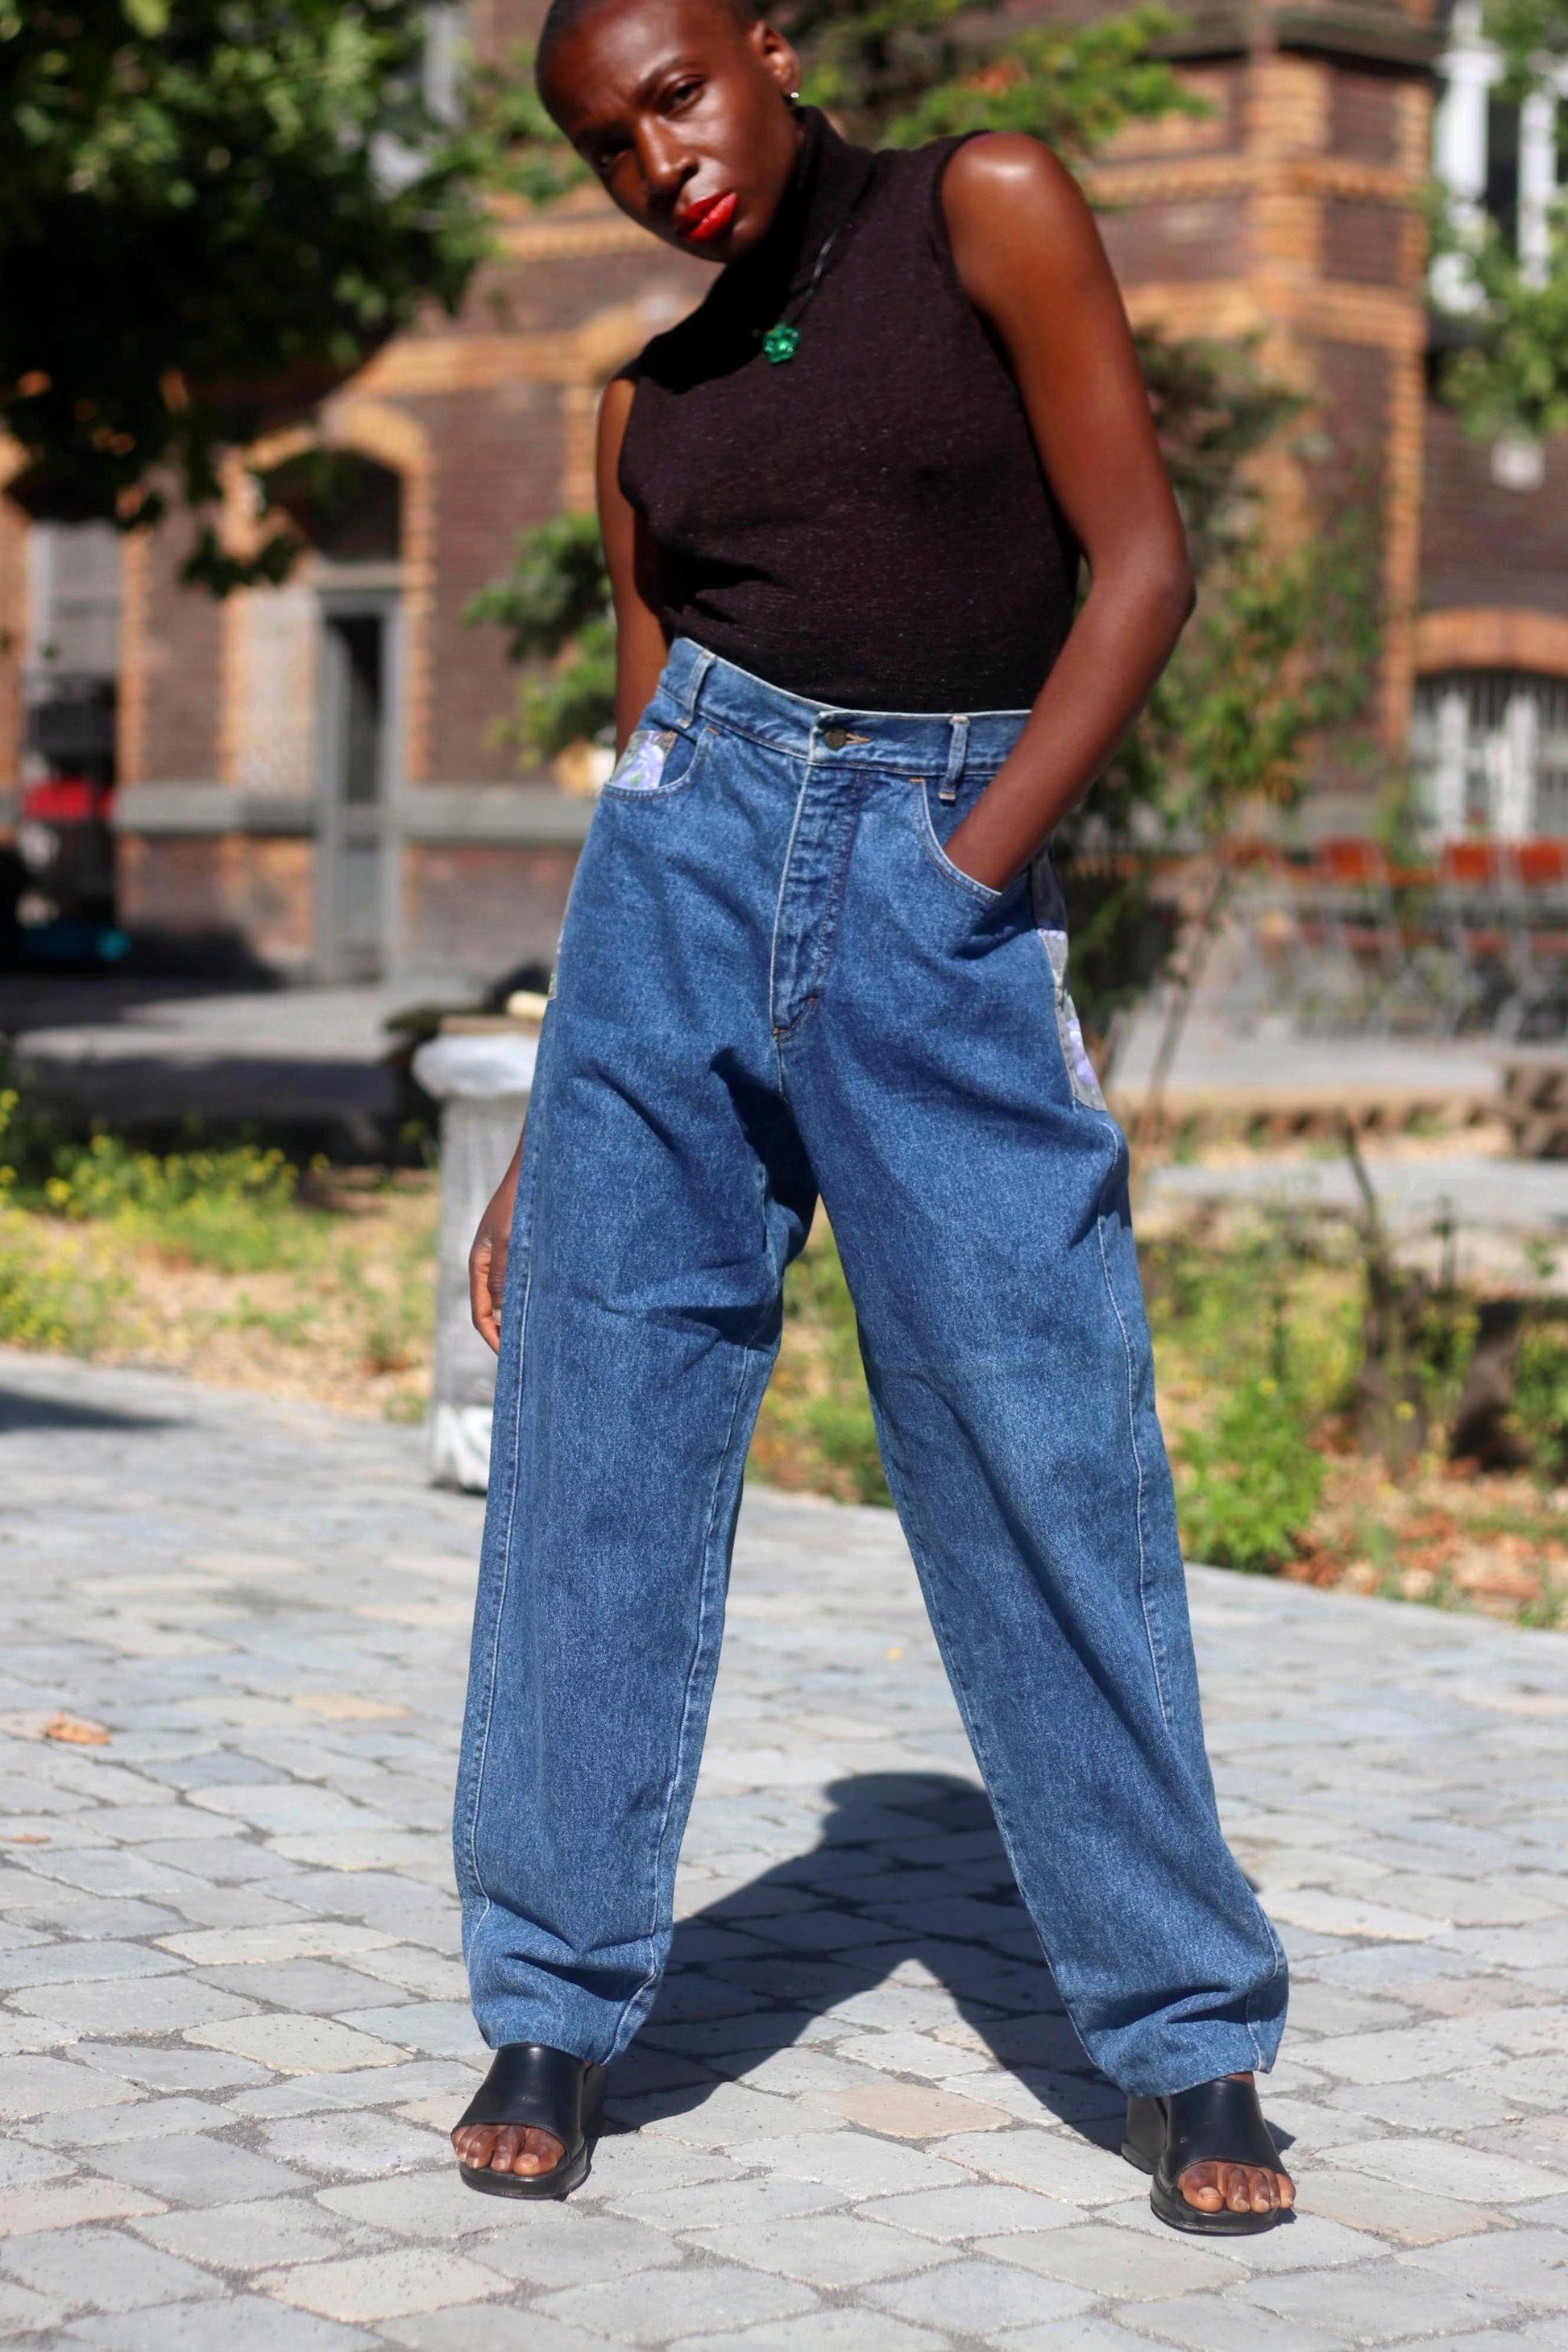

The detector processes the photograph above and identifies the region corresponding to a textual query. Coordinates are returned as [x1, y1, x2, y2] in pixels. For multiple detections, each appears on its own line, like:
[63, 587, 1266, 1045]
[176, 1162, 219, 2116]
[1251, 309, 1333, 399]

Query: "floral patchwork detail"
[606, 728, 678, 794]
[1039, 927, 1108, 1113]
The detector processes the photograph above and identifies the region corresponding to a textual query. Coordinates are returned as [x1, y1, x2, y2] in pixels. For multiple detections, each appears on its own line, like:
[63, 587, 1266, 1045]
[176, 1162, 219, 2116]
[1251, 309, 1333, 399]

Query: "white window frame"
[1433, 0, 1564, 301]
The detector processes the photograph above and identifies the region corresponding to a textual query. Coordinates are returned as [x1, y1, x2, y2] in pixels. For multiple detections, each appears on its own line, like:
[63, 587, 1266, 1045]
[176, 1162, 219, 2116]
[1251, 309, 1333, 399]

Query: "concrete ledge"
[114, 782, 596, 847]
[397, 787, 595, 846]
[113, 785, 306, 837]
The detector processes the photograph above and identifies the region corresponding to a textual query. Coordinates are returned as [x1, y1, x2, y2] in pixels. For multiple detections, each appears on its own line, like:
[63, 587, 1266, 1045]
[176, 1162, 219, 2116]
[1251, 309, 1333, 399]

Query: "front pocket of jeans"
[915, 781, 1005, 905]
[602, 723, 710, 799]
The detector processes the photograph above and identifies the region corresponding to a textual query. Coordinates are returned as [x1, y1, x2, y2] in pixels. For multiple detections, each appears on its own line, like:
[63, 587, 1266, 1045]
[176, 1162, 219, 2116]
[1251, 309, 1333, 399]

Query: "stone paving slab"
[0, 1346, 1566, 2349]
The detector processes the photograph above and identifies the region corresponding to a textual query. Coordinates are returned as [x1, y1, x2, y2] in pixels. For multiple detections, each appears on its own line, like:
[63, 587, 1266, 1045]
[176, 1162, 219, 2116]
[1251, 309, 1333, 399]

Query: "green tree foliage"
[461, 512, 615, 761]
[1177, 1371, 1325, 1571]
[1070, 465, 1381, 1039]
[1430, 0, 1568, 445]
[462, 52, 591, 208]
[1433, 201, 1568, 446]
[783, 0, 1202, 152]
[0, 0, 492, 587]
[1484, 0, 1568, 94]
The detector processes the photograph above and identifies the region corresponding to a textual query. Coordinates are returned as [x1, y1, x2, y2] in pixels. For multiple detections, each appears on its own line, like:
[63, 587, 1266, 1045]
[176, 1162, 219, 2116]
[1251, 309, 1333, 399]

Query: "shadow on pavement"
[0, 1384, 181, 1434]
[620, 1770, 1128, 2151]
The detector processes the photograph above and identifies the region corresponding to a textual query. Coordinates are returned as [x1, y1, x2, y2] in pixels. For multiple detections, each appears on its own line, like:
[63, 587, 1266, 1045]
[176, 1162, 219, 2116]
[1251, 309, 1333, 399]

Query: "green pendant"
[761, 321, 801, 364]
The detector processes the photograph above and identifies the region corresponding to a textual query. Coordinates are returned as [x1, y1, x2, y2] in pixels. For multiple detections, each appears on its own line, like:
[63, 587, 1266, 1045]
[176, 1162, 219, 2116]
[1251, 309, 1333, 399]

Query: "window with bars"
[1412, 670, 1568, 836]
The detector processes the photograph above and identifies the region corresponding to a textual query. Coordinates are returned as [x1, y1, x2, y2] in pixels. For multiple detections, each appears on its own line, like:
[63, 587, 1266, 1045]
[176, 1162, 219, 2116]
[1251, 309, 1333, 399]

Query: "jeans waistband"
[662, 638, 1030, 778]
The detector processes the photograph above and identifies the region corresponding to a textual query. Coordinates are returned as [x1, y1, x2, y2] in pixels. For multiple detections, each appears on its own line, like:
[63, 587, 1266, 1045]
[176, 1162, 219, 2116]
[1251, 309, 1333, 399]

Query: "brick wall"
[1100, 198, 1255, 284]
[404, 841, 582, 975]
[1420, 406, 1568, 620]
[412, 379, 564, 786]
[242, 839, 316, 969]
[128, 515, 224, 784]
[1328, 68, 1404, 164]
[1321, 195, 1406, 286]
[117, 835, 230, 933]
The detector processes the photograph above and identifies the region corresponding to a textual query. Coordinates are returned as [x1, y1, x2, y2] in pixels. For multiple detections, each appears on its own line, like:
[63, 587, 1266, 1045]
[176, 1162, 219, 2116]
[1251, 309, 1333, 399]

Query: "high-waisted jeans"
[454, 638, 1287, 2096]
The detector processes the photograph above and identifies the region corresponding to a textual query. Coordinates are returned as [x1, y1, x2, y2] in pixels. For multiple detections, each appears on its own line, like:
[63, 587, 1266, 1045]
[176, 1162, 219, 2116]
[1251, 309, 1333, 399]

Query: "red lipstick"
[677, 189, 737, 244]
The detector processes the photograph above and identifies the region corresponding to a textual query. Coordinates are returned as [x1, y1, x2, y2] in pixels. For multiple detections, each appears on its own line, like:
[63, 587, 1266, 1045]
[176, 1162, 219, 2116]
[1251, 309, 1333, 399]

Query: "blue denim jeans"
[455, 639, 1287, 2096]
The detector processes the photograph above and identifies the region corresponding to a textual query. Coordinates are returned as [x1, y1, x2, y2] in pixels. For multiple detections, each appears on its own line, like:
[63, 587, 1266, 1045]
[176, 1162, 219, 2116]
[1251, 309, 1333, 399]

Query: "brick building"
[2, 0, 1564, 986]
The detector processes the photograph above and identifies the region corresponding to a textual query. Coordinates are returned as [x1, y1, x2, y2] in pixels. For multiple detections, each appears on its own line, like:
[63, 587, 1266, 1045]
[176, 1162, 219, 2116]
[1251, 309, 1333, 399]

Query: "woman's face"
[541, 0, 803, 264]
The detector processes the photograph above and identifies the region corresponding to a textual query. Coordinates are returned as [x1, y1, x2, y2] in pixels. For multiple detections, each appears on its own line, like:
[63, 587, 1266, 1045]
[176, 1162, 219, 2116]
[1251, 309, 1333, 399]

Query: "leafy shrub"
[750, 1237, 893, 1506]
[43, 1134, 321, 1274]
[1511, 1325, 1568, 1486]
[805, 1391, 889, 1508]
[1176, 1372, 1325, 1573]
[0, 1214, 123, 1354]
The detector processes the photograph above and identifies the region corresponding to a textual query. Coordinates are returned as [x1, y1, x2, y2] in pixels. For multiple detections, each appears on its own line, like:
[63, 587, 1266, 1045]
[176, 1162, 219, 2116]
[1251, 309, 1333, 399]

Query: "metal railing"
[1230, 837, 1568, 1039]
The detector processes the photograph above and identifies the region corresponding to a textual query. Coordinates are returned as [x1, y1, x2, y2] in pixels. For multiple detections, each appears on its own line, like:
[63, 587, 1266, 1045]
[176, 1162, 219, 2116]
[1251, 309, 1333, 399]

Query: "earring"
[786, 88, 803, 109]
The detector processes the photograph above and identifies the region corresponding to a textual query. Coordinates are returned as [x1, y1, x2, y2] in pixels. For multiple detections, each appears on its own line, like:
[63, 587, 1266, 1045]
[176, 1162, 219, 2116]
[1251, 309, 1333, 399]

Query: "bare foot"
[452, 2121, 565, 2181]
[1176, 2072, 1295, 2217]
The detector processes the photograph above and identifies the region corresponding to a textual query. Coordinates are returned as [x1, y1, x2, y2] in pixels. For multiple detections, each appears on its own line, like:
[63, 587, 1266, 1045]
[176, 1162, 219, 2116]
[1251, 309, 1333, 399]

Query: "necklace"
[756, 185, 866, 364]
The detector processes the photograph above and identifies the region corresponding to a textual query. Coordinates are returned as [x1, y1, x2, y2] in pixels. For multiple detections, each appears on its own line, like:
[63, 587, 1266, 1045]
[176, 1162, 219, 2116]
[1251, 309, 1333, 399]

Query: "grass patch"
[41, 1133, 330, 1274]
[4, 1064, 1566, 1630]
[0, 1078, 437, 1417]
[754, 1207, 1568, 1629]
[0, 1212, 127, 1354]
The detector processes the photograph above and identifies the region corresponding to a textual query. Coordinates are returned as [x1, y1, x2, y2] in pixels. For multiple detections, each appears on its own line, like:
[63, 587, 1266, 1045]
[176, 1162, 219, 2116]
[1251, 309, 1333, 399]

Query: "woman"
[451, 0, 1294, 2234]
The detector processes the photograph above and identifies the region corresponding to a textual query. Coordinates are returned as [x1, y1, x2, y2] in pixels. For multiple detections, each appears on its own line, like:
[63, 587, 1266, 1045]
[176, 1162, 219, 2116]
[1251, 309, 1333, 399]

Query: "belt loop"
[938, 716, 969, 804]
[675, 645, 715, 726]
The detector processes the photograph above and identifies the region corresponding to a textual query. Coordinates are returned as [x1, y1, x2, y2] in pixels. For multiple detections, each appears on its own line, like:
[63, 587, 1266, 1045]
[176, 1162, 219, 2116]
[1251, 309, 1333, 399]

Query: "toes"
[1176, 2163, 1224, 2212]
[450, 2122, 565, 2177]
[516, 2128, 565, 2176]
[1177, 2161, 1291, 2217]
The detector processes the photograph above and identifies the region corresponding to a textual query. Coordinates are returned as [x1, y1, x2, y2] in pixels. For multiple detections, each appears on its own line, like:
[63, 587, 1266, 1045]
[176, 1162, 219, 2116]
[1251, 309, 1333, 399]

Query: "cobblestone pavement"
[2, 1348, 1567, 2350]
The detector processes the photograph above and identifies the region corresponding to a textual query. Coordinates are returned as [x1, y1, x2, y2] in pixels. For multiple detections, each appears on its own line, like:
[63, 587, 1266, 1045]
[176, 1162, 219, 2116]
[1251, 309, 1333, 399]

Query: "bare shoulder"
[943, 135, 1093, 233]
[597, 371, 637, 447]
[940, 134, 1105, 305]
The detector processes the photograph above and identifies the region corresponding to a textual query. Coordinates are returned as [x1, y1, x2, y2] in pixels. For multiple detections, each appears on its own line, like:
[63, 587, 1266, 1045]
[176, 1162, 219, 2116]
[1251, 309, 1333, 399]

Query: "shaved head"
[533, 0, 802, 264]
[537, 0, 761, 102]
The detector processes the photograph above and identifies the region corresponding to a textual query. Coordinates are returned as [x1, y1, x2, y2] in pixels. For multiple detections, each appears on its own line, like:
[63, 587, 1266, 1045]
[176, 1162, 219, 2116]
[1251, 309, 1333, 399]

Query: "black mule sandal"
[455, 2043, 608, 2201]
[1122, 2075, 1292, 2235]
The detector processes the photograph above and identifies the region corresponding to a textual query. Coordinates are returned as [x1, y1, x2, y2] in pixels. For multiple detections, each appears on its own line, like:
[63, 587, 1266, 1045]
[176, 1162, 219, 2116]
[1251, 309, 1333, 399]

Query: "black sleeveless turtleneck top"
[618, 108, 1081, 714]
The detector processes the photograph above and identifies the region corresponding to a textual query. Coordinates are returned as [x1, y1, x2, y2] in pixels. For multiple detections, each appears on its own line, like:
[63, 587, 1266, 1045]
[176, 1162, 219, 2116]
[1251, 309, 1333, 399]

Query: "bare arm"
[938, 137, 1193, 892]
[598, 373, 670, 753]
[467, 379, 670, 1348]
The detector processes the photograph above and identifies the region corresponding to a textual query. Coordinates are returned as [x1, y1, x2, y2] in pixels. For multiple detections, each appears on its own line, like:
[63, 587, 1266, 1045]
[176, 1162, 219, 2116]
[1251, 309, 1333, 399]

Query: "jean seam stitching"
[464, 1250, 533, 1942]
[916, 780, 1003, 903]
[461, 1049, 550, 1948]
[769, 756, 815, 1072]
[610, 1343, 753, 2056]
[870, 1408, 1082, 2062]
[778, 772, 869, 1042]
[1097, 1213, 1172, 1732]
[1242, 1913, 1288, 2069]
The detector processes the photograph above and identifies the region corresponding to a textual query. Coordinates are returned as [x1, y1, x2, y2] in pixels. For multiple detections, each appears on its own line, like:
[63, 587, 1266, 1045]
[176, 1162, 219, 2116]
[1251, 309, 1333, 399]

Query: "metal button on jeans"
[821, 724, 849, 749]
